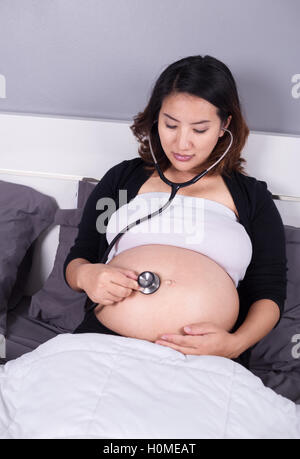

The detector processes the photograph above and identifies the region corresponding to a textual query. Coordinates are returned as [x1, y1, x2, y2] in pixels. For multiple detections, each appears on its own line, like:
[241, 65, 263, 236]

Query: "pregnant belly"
[95, 245, 239, 342]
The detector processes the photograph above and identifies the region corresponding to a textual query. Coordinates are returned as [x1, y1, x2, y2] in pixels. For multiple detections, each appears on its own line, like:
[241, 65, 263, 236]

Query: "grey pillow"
[249, 225, 300, 402]
[0, 180, 57, 337]
[28, 181, 97, 333]
[7, 243, 35, 310]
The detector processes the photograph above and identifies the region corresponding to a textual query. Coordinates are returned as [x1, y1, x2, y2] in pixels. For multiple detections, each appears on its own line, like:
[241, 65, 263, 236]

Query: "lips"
[172, 152, 194, 161]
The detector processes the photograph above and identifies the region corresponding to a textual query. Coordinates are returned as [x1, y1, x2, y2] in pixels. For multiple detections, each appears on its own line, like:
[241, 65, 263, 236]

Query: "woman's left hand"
[155, 322, 241, 359]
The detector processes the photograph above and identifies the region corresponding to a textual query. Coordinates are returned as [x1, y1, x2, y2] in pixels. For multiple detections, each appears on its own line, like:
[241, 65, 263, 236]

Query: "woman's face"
[157, 92, 231, 177]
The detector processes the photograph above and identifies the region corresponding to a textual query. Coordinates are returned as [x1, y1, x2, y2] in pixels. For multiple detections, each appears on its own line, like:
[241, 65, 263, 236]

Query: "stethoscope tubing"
[100, 126, 233, 265]
[87, 126, 233, 311]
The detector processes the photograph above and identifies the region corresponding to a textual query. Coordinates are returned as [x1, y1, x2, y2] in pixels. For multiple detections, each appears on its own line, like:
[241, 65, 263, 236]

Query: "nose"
[176, 128, 193, 151]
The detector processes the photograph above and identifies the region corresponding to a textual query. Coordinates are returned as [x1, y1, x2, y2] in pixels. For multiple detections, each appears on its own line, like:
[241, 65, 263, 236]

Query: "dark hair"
[130, 55, 249, 178]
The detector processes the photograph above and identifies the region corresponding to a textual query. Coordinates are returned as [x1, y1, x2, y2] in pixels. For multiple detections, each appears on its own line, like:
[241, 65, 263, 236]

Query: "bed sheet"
[1, 332, 300, 439]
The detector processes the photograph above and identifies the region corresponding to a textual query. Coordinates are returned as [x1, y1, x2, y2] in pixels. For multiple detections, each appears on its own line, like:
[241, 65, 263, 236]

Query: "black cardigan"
[63, 157, 287, 331]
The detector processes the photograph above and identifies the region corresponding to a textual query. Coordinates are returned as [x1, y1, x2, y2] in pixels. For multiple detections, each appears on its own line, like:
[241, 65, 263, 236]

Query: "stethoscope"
[88, 124, 233, 312]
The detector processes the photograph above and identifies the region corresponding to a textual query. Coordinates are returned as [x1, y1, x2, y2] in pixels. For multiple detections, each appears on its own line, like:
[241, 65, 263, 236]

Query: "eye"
[165, 124, 208, 134]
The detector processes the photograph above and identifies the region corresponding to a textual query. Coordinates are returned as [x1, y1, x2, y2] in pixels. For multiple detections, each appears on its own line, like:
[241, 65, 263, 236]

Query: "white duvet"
[0, 333, 300, 439]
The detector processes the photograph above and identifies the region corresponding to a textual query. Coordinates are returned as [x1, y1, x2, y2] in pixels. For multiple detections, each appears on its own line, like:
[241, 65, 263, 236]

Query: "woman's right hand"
[77, 263, 141, 305]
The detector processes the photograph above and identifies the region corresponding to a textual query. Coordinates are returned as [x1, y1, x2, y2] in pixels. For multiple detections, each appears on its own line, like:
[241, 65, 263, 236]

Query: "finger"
[102, 294, 121, 304]
[108, 282, 133, 299]
[155, 340, 201, 355]
[104, 286, 127, 303]
[115, 272, 140, 291]
[184, 322, 219, 335]
[122, 269, 139, 280]
[101, 298, 116, 305]
[158, 334, 200, 348]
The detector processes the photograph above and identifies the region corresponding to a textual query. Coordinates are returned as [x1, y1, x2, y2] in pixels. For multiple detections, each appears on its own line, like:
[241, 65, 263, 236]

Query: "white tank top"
[105, 192, 253, 287]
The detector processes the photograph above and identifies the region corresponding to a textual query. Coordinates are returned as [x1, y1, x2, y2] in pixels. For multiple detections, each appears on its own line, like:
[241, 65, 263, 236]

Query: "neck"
[164, 166, 218, 183]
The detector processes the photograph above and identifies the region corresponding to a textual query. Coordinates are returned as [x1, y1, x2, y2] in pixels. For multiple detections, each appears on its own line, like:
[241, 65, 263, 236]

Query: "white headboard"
[0, 113, 299, 295]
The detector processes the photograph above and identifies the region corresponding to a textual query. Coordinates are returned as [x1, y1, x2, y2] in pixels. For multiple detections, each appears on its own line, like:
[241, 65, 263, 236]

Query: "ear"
[219, 115, 232, 138]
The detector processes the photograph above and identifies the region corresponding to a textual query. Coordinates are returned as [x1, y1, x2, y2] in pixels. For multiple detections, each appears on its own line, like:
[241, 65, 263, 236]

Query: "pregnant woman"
[63, 55, 287, 366]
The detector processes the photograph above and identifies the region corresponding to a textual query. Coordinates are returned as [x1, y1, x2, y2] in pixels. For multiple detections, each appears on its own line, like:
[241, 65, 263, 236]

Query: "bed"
[0, 113, 300, 439]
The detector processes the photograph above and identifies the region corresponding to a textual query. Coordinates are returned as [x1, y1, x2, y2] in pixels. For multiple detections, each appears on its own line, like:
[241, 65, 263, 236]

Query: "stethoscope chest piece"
[137, 271, 161, 294]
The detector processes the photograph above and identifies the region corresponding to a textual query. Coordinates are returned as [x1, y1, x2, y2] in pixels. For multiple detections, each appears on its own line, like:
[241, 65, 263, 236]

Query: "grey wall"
[0, 0, 299, 135]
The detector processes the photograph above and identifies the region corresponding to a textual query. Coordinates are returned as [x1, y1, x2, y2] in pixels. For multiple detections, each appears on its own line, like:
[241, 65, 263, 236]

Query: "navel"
[164, 279, 176, 287]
